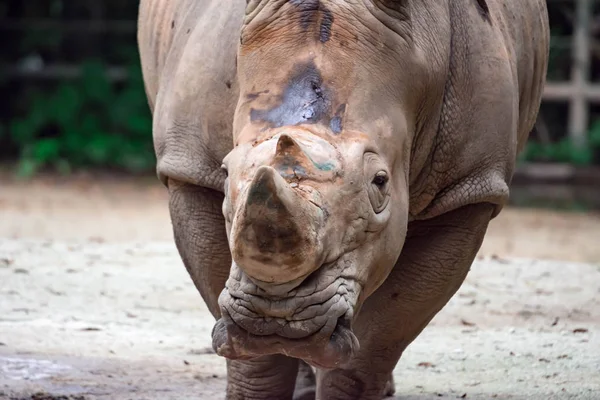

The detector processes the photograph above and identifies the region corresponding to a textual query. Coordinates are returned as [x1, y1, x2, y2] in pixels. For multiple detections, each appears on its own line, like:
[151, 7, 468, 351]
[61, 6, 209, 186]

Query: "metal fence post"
[570, 0, 592, 148]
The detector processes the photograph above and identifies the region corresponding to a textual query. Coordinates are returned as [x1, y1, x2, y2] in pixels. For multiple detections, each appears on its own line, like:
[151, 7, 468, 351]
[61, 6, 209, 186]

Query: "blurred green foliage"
[521, 136, 599, 166]
[7, 60, 154, 177]
[0, 0, 155, 176]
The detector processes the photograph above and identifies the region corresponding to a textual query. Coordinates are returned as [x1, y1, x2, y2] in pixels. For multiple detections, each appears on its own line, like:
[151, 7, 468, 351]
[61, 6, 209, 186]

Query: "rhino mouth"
[211, 261, 361, 368]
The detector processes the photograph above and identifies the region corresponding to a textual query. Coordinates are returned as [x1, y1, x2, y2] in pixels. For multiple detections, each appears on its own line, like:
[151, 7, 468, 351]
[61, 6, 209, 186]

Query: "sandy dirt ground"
[1, 175, 600, 399]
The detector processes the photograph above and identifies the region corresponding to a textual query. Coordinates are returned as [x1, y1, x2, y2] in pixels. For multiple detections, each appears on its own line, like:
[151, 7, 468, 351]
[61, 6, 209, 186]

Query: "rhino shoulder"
[147, 0, 244, 191]
[409, 0, 548, 221]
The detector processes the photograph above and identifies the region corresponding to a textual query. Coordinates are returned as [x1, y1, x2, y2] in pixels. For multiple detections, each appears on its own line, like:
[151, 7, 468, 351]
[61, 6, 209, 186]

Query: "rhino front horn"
[230, 165, 325, 285]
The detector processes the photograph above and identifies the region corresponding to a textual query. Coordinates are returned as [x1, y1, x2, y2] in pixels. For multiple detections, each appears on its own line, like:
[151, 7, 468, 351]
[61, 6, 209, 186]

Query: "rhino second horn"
[230, 165, 323, 285]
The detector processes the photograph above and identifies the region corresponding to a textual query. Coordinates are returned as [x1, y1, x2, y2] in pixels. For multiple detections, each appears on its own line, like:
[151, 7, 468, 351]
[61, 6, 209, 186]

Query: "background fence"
[1, 0, 600, 176]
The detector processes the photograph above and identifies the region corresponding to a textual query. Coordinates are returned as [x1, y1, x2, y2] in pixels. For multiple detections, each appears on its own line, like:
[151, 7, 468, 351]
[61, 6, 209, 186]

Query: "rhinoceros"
[137, 0, 549, 398]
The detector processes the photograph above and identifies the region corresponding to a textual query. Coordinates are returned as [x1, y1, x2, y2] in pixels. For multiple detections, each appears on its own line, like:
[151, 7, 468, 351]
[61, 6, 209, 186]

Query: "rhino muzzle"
[212, 260, 361, 369]
[215, 131, 359, 368]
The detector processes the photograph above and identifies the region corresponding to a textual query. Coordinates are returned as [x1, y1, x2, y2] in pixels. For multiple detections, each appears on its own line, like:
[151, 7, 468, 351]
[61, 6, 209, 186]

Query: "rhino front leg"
[168, 181, 231, 317]
[316, 202, 495, 400]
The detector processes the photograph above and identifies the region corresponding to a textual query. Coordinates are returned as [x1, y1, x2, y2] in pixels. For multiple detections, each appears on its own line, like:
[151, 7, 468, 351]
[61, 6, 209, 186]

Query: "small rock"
[572, 328, 589, 334]
[80, 327, 102, 332]
[0, 257, 14, 267]
[491, 254, 509, 264]
[417, 362, 435, 368]
[188, 347, 214, 355]
[183, 360, 190, 365]
[46, 287, 64, 296]
[13, 268, 29, 274]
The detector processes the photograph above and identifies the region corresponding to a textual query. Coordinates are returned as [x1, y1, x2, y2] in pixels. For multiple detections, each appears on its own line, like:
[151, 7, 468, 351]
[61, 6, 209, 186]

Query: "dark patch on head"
[329, 117, 342, 133]
[319, 7, 334, 43]
[250, 61, 332, 128]
[246, 90, 270, 101]
[290, 0, 334, 42]
[277, 160, 308, 181]
[225, 80, 232, 89]
[474, 0, 491, 24]
[391, 292, 399, 300]
[329, 104, 345, 134]
[171, 20, 175, 29]
[289, 0, 321, 30]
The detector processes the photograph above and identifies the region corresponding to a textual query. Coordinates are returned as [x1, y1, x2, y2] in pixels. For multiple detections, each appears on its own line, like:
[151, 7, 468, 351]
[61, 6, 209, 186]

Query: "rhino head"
[212, 0, 432, 369]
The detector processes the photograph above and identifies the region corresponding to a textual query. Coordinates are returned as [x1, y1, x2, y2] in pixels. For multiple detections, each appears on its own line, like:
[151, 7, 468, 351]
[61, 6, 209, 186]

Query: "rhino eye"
[364, 153, 391, 214]
[369, 170, 390, 213]
[372, 171, 388, 188]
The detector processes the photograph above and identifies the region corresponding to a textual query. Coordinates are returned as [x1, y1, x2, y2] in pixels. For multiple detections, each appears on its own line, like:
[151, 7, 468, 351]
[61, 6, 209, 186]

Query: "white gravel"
[1, 239, 599, 399]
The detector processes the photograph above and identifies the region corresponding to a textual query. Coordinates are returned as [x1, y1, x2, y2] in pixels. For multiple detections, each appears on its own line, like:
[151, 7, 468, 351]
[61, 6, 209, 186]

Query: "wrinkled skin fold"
[137, 0, 549, 398]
